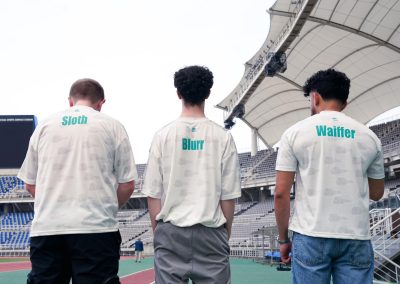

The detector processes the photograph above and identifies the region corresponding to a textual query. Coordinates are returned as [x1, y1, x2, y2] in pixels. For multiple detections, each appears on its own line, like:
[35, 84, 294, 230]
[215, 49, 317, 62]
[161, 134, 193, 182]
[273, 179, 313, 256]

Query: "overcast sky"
[0, 0, 279, 163]
[1, 0, 399, 164]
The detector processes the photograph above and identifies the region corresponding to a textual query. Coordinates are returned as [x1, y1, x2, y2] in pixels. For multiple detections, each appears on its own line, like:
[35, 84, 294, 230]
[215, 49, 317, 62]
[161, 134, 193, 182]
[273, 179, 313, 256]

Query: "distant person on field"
[134, 238, 144, 263]
[274, 69, 384, 284]
[18, 78, 138, 284]
[142, 65, 241, 283]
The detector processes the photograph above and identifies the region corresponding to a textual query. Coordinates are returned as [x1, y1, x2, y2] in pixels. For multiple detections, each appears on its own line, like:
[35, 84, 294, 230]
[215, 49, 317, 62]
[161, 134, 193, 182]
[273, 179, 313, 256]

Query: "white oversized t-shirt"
[142, 117, 241, 228]
[276, 111, 384, 240]
[18, 105, 138, 237]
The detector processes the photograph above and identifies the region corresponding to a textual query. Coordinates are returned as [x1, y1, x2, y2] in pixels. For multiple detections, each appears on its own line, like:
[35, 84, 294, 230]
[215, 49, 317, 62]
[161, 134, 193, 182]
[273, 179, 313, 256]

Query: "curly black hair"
[303, 69, 350, 104]
[174, 65, 214, 106]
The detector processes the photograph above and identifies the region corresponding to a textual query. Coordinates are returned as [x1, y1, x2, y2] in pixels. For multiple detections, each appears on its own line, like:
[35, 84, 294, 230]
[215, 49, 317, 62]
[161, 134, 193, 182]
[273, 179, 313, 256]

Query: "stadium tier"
[0, 212, 33, 250]
[0, 119, 399, 268]
[0, 176, 24, 196]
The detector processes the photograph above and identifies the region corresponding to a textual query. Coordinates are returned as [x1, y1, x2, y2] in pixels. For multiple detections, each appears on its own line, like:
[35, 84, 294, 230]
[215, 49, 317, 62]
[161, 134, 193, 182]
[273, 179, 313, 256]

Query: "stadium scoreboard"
[0, 115, 37, 168]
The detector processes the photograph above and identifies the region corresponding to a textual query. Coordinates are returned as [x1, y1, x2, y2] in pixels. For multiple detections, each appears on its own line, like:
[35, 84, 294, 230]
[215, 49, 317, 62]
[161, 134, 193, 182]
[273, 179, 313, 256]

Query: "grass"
[0, 257, 29, 263]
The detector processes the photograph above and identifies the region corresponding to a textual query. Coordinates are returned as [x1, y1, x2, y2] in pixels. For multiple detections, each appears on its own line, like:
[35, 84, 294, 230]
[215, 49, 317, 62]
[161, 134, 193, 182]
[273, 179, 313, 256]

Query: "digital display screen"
[0, 115, 37, 169]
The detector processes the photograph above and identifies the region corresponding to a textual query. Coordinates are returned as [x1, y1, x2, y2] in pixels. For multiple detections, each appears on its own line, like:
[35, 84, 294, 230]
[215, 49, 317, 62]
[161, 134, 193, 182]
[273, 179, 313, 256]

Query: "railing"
[241, 150, 275, 186]
[383, 140, 400, 155]
[230, 248, 265, 258]
[371, 208, 400, 284]
[374, 251, 400, 284]
[0, 248, 29, 257]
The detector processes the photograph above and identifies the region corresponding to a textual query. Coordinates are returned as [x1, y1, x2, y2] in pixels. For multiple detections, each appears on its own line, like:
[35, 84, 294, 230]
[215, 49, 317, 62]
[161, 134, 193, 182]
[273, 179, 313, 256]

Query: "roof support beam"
[348, 76, 400, 105]
[358, 0, 380, 31]
[332, 44, 379, 68]
[246, 88, 302, 118]
[268, 8, 400, 54]
[239, 117, 271, 149]
[258, 107, 310, 132]
[221, 0, 319, 125]
[308, 17, 400, 54]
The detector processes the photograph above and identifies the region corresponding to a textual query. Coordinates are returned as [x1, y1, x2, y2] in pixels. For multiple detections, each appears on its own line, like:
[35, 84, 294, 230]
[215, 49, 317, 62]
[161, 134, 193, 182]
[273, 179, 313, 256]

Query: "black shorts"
[28, 231, 121, 284]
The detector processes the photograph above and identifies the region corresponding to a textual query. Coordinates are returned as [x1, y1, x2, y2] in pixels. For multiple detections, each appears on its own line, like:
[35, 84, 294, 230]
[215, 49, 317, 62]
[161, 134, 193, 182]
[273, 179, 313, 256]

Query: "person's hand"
[279, 242, 292, 264]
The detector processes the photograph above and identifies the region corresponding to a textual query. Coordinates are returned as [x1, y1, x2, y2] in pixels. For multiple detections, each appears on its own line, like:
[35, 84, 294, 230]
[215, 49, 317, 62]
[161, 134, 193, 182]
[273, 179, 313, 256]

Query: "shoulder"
[206, 119, 227, 131]
[95, 111, 123, 126]
[155, 120, 177, 134]
[281, 116, 311, 138]
[342, 114, 381, 144]
[205, 119, 232, 139]
[150, 121, 177, 145]
[31, 109, 68, 134]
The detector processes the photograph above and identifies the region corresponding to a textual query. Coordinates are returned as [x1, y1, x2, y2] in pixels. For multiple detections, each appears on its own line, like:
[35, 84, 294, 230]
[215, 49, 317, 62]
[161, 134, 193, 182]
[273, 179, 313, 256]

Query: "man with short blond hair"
[19, 78, 138, 284]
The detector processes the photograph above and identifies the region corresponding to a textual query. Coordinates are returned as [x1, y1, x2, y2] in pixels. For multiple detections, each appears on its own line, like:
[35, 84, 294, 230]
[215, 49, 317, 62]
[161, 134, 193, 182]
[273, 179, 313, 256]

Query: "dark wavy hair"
[303, 69, 350, 104]
[174, 65, 214, 106]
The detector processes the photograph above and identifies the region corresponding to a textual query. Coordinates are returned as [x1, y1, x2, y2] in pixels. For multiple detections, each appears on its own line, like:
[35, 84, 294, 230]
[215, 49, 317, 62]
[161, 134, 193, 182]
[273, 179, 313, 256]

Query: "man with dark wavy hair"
[274, 69, 384, 283]
[142, 65, 241, 283]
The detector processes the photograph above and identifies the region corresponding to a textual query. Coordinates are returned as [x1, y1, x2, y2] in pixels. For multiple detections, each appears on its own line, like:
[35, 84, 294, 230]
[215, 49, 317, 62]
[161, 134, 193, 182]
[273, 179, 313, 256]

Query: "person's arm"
[147, 197, 162, 232]
[220, 199, 235, 239]
[366, 142, 384, 201]
[274, 170, 295, 264]
[220, 134, 241, 239]
[368, 178, 384, 201]
[117, 181, 134, 208]
[25, 183, 36, 197]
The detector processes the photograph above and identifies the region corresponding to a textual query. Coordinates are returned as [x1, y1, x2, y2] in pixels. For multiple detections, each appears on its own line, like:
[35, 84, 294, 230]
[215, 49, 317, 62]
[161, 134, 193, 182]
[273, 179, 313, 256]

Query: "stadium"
[1, 0, 400, 283]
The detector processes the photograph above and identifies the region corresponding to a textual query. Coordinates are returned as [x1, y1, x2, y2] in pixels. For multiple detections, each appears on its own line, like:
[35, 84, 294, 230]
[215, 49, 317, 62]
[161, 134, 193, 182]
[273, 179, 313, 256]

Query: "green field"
[0, 257, 292, 284]
[0, 257, 29, 263]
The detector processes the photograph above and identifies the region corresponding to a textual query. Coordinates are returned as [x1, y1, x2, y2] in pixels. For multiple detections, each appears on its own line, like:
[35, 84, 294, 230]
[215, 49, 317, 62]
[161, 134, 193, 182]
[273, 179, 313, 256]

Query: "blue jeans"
[292, 232, 374, 284]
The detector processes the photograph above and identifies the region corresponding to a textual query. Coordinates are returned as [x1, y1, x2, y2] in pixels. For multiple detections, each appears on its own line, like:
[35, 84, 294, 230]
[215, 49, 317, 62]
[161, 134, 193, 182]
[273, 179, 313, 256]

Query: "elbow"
[25, 184, 35, 197]
[127, 181, 135, 194]
[370, 196, 381, 202]
[274, 190, 287, 201]
[370, 191, 384, 201]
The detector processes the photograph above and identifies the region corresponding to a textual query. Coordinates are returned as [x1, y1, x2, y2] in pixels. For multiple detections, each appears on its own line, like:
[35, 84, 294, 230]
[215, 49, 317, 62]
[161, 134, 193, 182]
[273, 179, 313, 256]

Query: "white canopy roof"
[217, 0, 400, 147]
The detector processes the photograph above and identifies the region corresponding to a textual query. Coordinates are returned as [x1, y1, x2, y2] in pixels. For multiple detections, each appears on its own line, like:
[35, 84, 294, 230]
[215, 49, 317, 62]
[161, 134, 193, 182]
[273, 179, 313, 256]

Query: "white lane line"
[120, 267, 153, 279]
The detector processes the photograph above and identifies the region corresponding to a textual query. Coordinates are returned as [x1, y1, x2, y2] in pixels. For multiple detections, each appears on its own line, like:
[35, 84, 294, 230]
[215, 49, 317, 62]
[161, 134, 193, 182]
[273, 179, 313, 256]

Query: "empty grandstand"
[1, 0, 400, 281]
[1, 119, 399, 264]
[0, 120, 399, 282]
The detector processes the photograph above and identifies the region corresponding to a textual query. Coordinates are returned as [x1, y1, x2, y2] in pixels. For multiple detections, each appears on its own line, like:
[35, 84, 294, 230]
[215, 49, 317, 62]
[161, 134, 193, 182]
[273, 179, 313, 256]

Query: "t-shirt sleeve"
[142, 133, 163, 199]
[221, 133, 241, 200]
[275, 129, 297, 172]
[114, 125, 138, 183]
[17, 128, 39, 185]
[367, 142, 385, 179]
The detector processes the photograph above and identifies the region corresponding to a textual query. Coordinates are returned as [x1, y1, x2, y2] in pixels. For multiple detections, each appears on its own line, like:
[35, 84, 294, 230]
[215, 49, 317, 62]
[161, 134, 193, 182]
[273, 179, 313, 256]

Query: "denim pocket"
[348, 240, 373, 268]
[293, 233, 325, 266]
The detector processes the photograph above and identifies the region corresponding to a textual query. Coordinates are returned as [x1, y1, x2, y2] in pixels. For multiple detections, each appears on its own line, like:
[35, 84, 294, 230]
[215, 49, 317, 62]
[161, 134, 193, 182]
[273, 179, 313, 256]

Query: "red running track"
[0, 261, 31, 272]
[120, 268, 155, 284]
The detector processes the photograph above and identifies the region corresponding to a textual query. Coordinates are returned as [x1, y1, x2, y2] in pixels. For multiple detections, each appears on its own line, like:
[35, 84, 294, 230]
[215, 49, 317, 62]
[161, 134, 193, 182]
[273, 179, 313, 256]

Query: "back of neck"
[181, 103, 206, 118]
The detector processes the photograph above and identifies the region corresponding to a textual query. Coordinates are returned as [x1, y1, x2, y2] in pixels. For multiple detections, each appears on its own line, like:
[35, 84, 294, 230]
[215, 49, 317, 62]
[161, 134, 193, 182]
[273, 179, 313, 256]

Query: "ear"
[314, 92, 321, 106]
[177, 91, 182, 100]
[68, 97, 74, 107]
[96, 99, 106, 111]
[341, 101, 347, 111]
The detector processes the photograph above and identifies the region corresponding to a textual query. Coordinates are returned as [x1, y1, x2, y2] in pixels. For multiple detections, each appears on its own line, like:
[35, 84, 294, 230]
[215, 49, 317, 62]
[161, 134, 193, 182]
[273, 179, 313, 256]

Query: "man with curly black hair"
[274, 69, 384, 283]
[142, 65, 241, 283]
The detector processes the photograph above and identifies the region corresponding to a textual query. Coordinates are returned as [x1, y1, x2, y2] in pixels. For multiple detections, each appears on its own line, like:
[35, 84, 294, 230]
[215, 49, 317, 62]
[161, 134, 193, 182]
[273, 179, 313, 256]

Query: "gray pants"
[154, 222, 231, 284]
